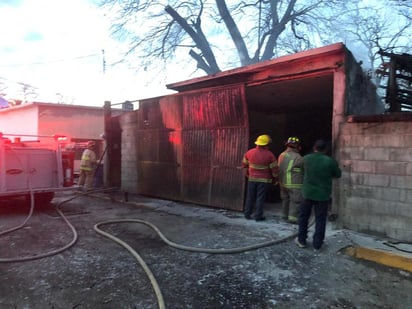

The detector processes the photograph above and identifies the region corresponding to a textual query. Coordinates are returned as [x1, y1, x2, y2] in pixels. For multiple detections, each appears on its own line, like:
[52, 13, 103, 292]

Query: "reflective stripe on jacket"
[80, 149, 97, 172]
[242, 146, 278, 183]
[278, 148, 303, 189]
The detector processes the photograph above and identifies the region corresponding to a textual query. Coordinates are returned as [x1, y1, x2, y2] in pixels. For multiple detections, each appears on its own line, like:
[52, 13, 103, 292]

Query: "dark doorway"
[245, 73, 334, 202]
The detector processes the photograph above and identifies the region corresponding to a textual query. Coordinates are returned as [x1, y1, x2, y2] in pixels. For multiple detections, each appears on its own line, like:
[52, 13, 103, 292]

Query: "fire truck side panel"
[2, 148, 59, 192]
[0, 134, 69, 200]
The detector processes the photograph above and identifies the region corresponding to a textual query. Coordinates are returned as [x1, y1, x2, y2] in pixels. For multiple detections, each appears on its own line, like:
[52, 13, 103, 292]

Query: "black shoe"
[255, 216, 266, 221]
[244, 215, 251, 220]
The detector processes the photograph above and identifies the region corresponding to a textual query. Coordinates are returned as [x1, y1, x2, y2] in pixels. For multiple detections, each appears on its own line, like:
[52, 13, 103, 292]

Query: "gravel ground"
[0, 191, 411, 309]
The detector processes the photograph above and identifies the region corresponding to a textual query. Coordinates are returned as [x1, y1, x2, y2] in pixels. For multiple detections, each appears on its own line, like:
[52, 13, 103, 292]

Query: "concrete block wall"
[119, 112, 139, 193]
[338, 120, 412, 241]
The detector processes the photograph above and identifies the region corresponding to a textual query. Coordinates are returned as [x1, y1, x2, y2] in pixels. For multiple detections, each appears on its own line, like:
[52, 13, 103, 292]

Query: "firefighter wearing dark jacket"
[278, 137, 303, 223]
[242, 134, 278, 221]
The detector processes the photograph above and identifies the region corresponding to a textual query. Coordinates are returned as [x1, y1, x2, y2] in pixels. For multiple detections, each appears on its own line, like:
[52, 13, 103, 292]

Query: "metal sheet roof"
[166, 43, 347, 92]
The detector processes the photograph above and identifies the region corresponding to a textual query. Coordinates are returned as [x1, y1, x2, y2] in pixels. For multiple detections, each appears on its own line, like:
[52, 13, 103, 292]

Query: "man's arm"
[332, 160, 342, 178]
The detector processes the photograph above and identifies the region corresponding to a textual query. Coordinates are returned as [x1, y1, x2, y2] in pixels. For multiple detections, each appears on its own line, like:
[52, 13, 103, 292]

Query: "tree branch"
[165, 5, 220, 74]
[189, 49, 216, 74]
[215, 0, 252, 66]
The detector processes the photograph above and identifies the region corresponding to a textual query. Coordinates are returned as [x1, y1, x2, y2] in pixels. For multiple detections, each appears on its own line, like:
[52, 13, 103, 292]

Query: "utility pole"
[102, 49, 106, 75]
[103, 100, 111, 187]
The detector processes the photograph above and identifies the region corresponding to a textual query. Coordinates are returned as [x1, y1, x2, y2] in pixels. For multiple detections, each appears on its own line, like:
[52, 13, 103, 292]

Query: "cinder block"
[119, 112, 138, 125]
[351, 185, 376, 198]
[347, 172, 365, 185]
[339, 134, 352, 147]
[339, 160, 353, 173]
[357, 122, 389, 134]
[364, 174, 390, 187]
[392, 203, 412, 217]
[399, 135, 412, 147]
[386, 217, 411, 230]
[340, 147, 364, 160]
[390, 175, 412, 189]
[344, 196, 369, 211]
[407, 163, 412, 176]
[351, 160, 375, 173]
[389, 122, 412, 134]
[342, 134, 369, 147]
[367, 199, 390, 214]
[389, 148, 412, 162]
[405, 189, 412, 202]
[360, 122, 412, 135]
[377, 187, 404, 202]
[376, 161, 409, 176]
[364, 148, 390, 161]
[367, 135, 402, 147]
[340, 123, 365, 135]
[387, 228, 412, 242]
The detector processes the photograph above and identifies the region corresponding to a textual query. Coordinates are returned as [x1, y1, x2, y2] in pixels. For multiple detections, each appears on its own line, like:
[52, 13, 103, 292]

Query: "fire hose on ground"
[93, 216, 304, 309]
[0, 188, 111, 263]
[1, 189, 312, 309]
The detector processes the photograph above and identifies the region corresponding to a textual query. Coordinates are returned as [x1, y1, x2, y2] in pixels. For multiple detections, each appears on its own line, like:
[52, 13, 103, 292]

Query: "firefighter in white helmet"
[78, 141, 97, 191]
[278, 136, 303, 223]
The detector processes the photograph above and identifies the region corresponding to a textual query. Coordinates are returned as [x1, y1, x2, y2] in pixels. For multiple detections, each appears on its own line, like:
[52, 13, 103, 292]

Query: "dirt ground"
[0, 191, 411, 309]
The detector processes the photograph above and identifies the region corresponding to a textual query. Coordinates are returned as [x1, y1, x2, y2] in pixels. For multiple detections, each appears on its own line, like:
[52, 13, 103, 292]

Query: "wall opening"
[244, 73, 334, 202]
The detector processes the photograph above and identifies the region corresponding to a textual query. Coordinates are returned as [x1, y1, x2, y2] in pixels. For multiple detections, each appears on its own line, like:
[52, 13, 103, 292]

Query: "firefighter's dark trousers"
[244, 181, 268, 219]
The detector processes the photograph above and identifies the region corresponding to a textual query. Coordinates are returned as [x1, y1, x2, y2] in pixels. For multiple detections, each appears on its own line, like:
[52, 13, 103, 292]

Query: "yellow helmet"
[255, 134, 271, 146]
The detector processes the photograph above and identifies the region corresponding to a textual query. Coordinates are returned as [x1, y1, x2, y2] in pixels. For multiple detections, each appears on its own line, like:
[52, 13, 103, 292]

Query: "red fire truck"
[0, 133, 75, 205]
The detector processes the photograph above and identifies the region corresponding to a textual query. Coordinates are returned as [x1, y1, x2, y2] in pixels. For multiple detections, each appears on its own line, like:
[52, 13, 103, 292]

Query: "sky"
[1, 0, 408, 109]
[0, 0, 177, 108]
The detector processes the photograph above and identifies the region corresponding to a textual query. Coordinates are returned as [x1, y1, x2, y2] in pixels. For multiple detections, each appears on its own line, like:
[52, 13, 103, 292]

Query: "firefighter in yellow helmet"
[78, 141, 97, 191]
[278, 137, 303, 223]
[242, 134, 279, 221]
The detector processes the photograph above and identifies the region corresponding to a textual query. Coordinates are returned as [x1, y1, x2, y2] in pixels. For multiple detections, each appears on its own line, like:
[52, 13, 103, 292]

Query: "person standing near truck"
[78, 141, 97, 191]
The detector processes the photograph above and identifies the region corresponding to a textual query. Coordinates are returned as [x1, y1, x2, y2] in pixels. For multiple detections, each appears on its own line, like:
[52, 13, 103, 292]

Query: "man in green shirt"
[295, 139, 341, 251]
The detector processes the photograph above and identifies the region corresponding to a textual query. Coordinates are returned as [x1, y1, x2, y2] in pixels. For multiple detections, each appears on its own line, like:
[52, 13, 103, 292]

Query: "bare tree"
[389, 0, 412, 21]
[18, 82, 39, 103]
[99, 0, 347, 75]
[330, 2, 411, 81]
[0, 78, 7, 97]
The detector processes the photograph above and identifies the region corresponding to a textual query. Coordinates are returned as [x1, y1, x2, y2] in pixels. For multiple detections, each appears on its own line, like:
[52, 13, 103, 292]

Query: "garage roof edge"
[166, 42, 347, 92]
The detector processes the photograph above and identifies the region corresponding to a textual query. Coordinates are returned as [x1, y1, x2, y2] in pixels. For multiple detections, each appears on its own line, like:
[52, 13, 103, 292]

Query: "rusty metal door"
[180, 85, 249, 210]
[136, 84, 249, 210]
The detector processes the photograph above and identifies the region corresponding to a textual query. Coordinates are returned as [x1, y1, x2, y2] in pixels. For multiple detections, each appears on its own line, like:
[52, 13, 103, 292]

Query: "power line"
[0, 53, 101, 68]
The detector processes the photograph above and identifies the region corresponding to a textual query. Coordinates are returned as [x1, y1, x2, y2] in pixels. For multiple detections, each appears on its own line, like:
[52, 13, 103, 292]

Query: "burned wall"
[345, 53, 385, 116]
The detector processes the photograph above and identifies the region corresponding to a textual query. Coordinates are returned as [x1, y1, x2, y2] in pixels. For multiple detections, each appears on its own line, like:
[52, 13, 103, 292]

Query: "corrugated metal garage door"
[136, 84, 248, 210]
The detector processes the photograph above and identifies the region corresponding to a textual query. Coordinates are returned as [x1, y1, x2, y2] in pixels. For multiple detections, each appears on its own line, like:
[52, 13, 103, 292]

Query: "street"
[0, 192, 411, 308]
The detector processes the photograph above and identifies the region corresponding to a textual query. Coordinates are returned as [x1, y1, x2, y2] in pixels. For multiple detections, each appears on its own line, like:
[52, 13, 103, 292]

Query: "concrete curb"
[344, 246, 412, 272]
